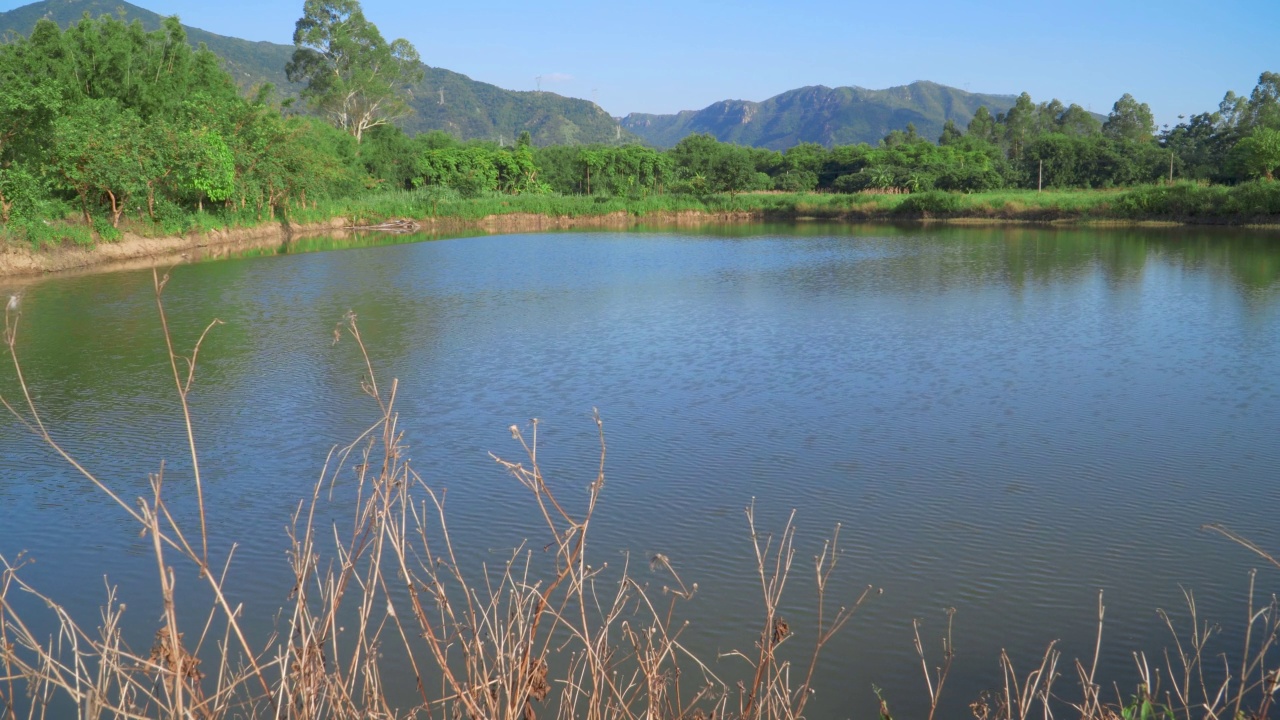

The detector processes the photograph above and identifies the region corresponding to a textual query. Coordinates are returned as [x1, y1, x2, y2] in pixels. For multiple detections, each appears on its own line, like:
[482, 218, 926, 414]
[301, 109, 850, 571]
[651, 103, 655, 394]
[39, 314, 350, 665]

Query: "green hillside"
[622, 82, 1022, 148]
[0, 0, 633, 145]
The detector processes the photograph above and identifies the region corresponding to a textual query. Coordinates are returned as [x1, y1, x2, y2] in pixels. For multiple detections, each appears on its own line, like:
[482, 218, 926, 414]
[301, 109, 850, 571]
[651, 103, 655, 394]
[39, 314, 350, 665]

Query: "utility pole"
[1038, 159, 1043, 193]
[1169, 151, 1174, 184]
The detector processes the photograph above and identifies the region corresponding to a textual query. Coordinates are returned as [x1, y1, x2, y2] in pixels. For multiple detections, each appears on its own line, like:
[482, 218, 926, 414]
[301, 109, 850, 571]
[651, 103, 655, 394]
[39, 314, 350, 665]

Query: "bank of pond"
[4, 183, 1280, 265]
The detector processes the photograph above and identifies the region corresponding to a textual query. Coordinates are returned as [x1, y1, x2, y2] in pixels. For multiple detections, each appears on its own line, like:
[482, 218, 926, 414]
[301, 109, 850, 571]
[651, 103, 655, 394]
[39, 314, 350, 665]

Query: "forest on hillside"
[0, 6, 1277, 247]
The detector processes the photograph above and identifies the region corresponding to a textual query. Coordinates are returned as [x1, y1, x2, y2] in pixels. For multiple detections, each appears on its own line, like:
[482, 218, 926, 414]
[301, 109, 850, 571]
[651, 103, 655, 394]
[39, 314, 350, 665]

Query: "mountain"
[0, 0, 633, 146]
[621, 82, 1020, 149]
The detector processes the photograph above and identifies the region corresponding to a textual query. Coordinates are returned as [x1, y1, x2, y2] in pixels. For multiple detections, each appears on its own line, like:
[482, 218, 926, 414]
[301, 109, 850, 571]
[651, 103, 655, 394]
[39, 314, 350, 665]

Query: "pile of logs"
[344, 218, 420, 233]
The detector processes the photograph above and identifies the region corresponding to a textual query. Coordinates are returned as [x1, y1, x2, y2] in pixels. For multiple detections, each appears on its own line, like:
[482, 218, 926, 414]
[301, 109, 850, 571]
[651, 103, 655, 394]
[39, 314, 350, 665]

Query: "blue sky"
[6, 0, 1278, 127]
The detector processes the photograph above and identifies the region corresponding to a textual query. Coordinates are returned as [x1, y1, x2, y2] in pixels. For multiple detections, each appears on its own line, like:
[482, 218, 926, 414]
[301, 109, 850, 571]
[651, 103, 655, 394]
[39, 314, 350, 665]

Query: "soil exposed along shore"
[1, 207, 1277, 282]
[0, 211, 763, 281]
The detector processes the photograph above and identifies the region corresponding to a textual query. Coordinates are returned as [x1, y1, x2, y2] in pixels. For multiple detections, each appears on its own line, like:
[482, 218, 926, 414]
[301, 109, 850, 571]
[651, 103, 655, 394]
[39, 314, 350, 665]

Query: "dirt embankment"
[0, 218, 350, 281]
[0, 211, 766, 281]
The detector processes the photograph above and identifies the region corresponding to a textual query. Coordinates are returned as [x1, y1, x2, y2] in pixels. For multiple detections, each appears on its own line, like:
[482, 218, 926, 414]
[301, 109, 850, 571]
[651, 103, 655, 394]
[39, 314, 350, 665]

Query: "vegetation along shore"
[0, 4, 1277, 275]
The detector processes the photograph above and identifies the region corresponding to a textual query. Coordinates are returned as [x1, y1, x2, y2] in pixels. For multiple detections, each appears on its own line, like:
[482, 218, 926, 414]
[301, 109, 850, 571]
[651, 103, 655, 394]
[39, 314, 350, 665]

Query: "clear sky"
[5, 0, 1277, 127]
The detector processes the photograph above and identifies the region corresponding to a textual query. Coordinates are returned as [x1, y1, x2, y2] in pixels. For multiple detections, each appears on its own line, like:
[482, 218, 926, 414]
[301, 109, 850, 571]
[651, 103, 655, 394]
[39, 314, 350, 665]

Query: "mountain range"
[622, 82, 1018, 149]
[1, 0, 1023, 148]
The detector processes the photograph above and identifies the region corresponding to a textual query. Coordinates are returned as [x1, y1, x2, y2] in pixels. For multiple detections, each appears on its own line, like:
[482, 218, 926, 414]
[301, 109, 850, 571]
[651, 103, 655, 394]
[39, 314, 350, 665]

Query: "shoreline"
[1, 207, 1277, 282]
[0, 210, 765, 281]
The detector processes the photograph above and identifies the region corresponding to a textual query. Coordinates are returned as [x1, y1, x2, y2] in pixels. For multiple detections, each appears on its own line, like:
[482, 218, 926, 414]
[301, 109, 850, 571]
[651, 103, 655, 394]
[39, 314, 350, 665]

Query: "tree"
[1000, 92, 1037, 160]
[1034, 99, 1066, 135]
[50, 99, 145, 227]
[1243, 71, 1280, 130]
[709, 149, 759, 198]
[938, 119, 963, 146]
[286, 0, 424, 143]
[1230, 127, 1280, 180]
[1056, 104, 1101, 137]
[967, 106, 999, 145]
[1103, 93, 1155, 142]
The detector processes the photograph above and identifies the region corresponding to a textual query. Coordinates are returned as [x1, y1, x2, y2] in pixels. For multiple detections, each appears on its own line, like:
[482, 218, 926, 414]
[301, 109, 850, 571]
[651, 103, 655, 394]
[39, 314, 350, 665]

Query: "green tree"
[1103, 93, 1155, 142]
[187, 129, 236, 208]
[1000, 92, 1037, 160]
[938, 119, 963, 145]
[1056, 104, 1101, 137]
[1161, 112, 1227, 181]
[50, 99, 144, 227]
[287, 0, 424, 143]
[1243, 71, 1280, 130]
[967, 106, 999, 145]
[1230, 127, 1280, 180]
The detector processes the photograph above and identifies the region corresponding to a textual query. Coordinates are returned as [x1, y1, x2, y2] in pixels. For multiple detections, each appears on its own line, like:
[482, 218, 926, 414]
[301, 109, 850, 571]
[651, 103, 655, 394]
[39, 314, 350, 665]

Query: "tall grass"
[5, 182, 1279, 249]
[2, 278, 1279, 719]
[287, 181, 1280, 227]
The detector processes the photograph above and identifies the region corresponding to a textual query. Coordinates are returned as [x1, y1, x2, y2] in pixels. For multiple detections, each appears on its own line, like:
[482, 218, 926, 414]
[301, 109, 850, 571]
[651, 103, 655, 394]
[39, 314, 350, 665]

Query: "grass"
[284, 181, 1280, 227]
[4, 182, 1280, 251]
[2, 276, 1280, 719]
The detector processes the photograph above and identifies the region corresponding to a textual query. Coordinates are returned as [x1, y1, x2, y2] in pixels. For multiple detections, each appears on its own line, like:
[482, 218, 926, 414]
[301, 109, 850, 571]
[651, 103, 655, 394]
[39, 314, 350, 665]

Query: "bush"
[893, 191, 966, 215]
[92, 216, 122, 242]
[3, 219, 95, 248]
[832, 173, 869, 194]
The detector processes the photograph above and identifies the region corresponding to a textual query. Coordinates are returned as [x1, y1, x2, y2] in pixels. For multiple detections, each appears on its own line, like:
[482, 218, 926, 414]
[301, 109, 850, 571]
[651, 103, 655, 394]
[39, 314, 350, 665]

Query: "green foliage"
[1229, 127, 1280, 180]
[893, 191, 965, 215]
[0, 4, 1275, 244]
[92, 215, 121, 241]
[532, 144, 672, 196]
[1103, 93, 1157, 143]
[189, 130, 236, 203]
[410, 142, 544, 197]
[50, 99, 146, 227]
[286, 0, 423, 143]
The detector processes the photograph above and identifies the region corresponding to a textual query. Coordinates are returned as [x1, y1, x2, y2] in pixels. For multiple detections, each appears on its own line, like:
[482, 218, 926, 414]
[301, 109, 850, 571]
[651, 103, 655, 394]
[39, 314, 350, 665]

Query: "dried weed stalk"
[0, 275, 863, 720]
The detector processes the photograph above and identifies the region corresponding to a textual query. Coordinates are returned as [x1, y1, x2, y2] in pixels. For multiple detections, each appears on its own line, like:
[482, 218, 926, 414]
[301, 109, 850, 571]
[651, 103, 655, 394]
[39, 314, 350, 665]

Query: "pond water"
[1, 223, 1278, 717]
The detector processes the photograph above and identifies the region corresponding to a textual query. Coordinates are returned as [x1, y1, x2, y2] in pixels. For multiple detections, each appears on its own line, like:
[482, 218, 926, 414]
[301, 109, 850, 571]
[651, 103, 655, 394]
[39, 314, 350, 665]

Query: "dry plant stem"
[1, 555, 15, 720]
[3, 292, 276, 711]
[913, 607, 955, 720]
[793, 525, 870, 719]
[143, 466, 188, 717]
[739, 503, 798, 720]
[1203, 524, 1280, 572]
[4, 293, 870, 720]
[1070, 591, 1106, 719]
[153, 267, 222, 571]
[3, 305, 150, 531]
[1156, 589, 1214, 720]
[999, 641, 1060, 720]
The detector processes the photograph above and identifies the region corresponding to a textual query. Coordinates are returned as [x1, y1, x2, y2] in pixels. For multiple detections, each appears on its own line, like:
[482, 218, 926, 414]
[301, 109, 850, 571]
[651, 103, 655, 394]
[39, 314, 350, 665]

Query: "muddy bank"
[0, 218, 350, 281]
[0, 211, 764, 281]
[1, 208, 1275, 282]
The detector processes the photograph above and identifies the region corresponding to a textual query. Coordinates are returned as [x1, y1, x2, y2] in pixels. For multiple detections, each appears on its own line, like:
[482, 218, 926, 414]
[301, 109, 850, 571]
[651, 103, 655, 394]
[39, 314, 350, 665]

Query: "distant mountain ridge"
[1, 0, 1038, 150]
[0, 0, 634, 145]
[622, 82, 1020, 148]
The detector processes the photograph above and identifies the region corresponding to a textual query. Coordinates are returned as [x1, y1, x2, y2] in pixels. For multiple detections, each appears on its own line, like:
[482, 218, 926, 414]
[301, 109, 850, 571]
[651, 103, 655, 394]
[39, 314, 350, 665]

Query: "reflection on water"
[1, 223, 1278, 717]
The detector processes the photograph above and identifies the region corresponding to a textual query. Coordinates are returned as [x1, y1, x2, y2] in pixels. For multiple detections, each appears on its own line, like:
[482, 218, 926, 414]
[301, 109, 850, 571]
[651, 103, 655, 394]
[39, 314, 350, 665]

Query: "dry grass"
[0, 273, 869, 719]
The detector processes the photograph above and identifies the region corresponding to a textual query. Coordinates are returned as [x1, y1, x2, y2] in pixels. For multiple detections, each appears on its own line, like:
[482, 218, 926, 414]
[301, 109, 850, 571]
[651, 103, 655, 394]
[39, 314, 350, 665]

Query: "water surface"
[1, 223, 1278, 717]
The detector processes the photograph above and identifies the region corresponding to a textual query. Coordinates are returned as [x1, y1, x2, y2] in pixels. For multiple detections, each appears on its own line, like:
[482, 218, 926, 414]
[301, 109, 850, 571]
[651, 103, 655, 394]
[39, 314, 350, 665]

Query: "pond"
[1, 222, 1278, 717]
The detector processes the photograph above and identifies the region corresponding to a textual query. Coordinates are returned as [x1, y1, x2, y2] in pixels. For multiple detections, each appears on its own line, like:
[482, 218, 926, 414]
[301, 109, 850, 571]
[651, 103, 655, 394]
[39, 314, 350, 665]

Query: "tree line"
[0, 1, 1276, 245]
